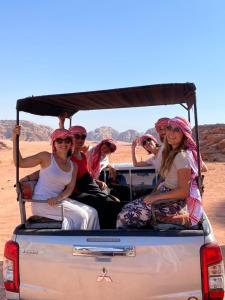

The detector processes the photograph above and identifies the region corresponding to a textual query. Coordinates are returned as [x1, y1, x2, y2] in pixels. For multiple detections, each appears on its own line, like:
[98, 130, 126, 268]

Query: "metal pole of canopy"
[69, 117, 72, 128]
[16, 110, 19, 196]
[16, 110, 26, 224]
[188, 109, 191, 123]
[180, 103, 191, 123]
[193, 99, 202, 193]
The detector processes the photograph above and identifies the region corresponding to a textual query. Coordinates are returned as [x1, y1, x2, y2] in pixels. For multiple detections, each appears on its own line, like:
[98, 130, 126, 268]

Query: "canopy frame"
[15, 82, 202, 225]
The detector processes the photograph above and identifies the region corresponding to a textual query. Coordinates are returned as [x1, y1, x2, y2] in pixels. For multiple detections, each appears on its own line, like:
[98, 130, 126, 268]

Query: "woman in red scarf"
[68, 125, 121, 229]
[86, 139, 117, 186]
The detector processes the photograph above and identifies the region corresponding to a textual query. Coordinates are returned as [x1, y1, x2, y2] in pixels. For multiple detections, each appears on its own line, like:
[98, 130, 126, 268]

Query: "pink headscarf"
[139, 134, 158, 147]
[155, 117, 170, 133]
[87, 139, 117, 179]
[168, 117, 200, 164]
[50, 129, 73, 152]
[69, 125, 87, 135]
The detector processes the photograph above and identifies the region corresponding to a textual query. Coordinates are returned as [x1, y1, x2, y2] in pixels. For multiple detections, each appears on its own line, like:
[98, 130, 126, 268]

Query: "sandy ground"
[0, 140, 225, 299]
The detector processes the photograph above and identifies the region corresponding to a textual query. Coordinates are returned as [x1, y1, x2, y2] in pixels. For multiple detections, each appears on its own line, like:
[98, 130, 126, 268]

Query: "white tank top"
[33, 154, 74, 200]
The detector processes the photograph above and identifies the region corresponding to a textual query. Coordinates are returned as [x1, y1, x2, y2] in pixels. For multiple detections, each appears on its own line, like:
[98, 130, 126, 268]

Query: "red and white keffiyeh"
[168, 117, 201, 164]
[69, 125, 87, 135]
[155, 117, 170, 133]
[139, 134, 158, 147]
[87, 139, 117, 179]
[50, 129, 73, 152]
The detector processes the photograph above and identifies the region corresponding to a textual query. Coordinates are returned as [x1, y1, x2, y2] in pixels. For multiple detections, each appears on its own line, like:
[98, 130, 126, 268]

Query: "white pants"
[32, 198, 100, 230]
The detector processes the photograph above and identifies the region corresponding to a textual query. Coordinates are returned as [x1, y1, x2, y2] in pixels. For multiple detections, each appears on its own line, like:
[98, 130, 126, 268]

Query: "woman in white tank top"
[13, 126, 99, 230]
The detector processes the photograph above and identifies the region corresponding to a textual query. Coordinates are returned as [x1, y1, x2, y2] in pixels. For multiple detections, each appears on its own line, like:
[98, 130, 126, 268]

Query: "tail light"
[3, 240, 19, 293]
[201, 243, 224, 300]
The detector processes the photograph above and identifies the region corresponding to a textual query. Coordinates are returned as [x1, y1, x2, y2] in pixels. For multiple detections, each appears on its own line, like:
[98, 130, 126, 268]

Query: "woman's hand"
[47, 197, 61, 206]
[144, 194, 160, 205]
[58, 113, 68, 129]
[132, 138, 139, 149]
[96, 180, 107, 190]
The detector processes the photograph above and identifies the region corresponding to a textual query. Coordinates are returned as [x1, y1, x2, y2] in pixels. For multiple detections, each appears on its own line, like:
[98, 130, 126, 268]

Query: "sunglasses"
[143, 138, 152, 146]
[166, 125, 181, 133]
[74, 134, 87, 140]
[55, 138, 72, 144]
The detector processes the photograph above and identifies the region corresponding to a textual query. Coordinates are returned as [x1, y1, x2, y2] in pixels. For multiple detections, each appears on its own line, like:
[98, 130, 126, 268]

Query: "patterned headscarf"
[168, 117, 200, 163]
[50, 129, 73, 152]
[87, 139, 117, 179]
[155, 117, 170, 133]
[69, 125, 87, 135]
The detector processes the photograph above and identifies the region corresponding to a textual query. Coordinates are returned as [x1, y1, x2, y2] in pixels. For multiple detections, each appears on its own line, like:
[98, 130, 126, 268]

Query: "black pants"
[70, 173, 122, 229]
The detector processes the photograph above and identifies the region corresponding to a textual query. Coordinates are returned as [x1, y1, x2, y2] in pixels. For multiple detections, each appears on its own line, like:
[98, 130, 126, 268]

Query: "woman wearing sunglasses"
[66, 125, 121, 229]
[132, 134, 164, 173]
[117, 117, 206, 229]
[13, 126, 99, 230]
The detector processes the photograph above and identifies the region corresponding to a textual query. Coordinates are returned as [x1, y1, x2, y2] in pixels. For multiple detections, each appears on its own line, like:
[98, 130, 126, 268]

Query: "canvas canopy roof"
[16, 82, 196, 118]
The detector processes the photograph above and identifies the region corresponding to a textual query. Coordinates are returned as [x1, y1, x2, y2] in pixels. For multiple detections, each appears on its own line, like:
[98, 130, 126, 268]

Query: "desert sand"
[0, 140, 225, 299]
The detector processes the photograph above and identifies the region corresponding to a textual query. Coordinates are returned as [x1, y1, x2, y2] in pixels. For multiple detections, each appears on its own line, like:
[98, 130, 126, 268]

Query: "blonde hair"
[160, 136, 187, 178]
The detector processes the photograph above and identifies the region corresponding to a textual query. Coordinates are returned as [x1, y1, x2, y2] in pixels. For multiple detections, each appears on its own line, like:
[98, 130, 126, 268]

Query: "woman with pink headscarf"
[155, 117, 170, 143]
[12, 125, 99, 230]
[117, 116, 206, 229]
[67, 125, 122, 229]
[132, 134, 162, 172]
[86, 139, 117, 184]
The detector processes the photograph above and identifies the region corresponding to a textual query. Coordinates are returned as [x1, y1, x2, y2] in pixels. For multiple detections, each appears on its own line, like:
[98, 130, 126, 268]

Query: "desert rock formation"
[1, 121, 225, 162]
[196, 124, 225, 162]
[0, 120, 53, 141]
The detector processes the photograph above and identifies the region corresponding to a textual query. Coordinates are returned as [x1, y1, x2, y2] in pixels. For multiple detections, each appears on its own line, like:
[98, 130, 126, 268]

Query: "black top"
[16, 82, 196, 117]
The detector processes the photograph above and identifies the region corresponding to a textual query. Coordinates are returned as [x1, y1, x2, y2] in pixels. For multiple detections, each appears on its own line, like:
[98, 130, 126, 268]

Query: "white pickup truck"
[3, 83, 225, 300]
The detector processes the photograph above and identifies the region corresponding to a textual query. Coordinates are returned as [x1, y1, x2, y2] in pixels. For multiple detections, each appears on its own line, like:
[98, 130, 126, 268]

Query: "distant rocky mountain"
[1, 120, 225, 162]
[193, 124, 225, 162]
[0, 120, 53, 141]
[145, 128, 159, 140]
[87, 127, 119, 141]
[117, 129, 140, 143]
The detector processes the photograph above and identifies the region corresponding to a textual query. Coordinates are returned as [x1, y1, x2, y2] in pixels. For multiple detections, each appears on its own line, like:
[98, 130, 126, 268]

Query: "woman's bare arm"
[132, 138, 150, 167]
[144, 168, 191, 204]
[58, 113, 68, 129]
[13, 125, 50, 168]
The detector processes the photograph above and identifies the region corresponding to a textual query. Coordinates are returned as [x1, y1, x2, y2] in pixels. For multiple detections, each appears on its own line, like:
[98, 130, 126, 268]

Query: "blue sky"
[0, 0, 225, 132]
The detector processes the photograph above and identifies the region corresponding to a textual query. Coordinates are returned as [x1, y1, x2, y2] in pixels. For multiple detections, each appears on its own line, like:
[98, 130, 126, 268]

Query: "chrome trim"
[73, 245, 135, 257]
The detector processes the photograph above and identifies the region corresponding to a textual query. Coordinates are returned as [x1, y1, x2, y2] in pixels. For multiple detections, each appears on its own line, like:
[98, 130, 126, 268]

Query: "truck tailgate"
[17, 232, 204, 300]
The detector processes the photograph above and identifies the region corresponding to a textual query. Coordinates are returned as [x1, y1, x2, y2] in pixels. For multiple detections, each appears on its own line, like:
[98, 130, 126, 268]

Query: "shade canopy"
[16, 82, 196, 117]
